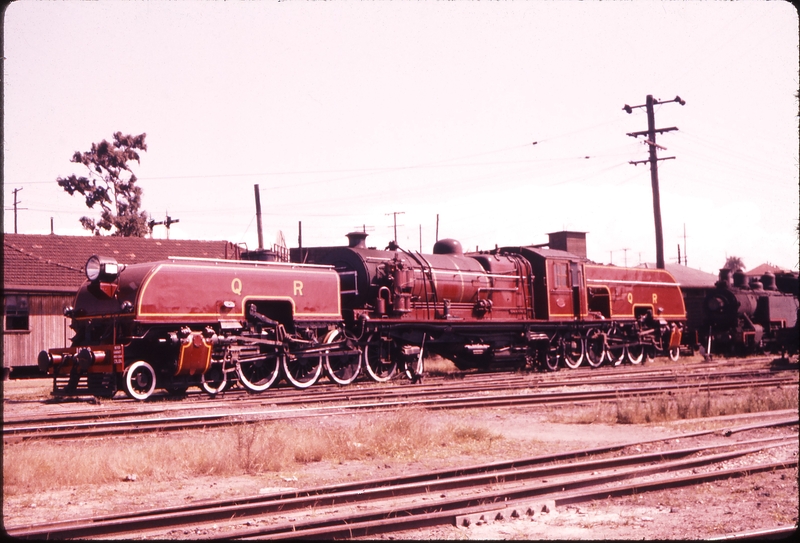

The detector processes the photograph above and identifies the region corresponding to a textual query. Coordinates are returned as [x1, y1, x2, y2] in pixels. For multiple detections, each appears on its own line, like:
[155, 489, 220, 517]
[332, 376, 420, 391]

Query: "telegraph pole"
[12, 187, 25, 234]
[254, 184, 264, 250]
[386, 211, 405, 244]
[623, 95, 685, 269]
[148, 212, 180, 239]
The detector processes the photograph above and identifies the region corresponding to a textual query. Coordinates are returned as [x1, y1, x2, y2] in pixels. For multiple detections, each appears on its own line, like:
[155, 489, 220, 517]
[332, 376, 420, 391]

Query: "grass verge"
[3, 409, 507, 495]
[554, 385, 798, 425]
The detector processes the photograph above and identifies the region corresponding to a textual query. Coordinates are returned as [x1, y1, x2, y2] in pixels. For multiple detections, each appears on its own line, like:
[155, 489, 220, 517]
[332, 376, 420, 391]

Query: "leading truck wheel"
[323, 330, 362, 386]
[282, 353, 322, 389]
[668, 346, 680, 362]
[201, 367, 229, 396]
[237, 353, 282, 393]
[123, 361, 156, 401]
[363, 333, 397, 382]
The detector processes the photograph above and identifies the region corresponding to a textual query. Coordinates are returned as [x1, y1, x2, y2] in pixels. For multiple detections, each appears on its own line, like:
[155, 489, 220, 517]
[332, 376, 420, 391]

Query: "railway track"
[4, 358, 797, 442]
[6, 419, 796, 540]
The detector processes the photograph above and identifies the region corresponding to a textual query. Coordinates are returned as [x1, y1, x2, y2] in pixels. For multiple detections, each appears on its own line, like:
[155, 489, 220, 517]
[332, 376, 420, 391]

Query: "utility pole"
[623, 94, 685, 269]
[386, 211, 405, 244]
[254, 184, 264, 250]
[11, 188, 26, 234]
[148, 212, 180, 239]
[683, 223, 688, 267]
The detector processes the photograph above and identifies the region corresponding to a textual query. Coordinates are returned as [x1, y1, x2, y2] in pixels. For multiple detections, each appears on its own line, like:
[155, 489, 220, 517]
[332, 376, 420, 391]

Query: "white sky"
[3, 0, 798, 273]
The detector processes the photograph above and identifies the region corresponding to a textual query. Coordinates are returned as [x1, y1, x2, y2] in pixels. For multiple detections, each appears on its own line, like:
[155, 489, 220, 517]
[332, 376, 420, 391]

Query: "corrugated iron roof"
[3, 234, 240, 292]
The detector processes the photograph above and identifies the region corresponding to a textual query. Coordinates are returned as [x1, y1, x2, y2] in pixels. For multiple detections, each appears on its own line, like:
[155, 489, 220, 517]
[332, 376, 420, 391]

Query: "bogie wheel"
[282, 353, 323, 389]
[323, 330, 362, 386]
[201, 367, 229, 396]
[541, 344, 560, 372]
[627, 344, 644, 365]
[562, 334, 585, 369]
[363, 333, 397, 382]
[237, 353, 282, 393]
[644, 345, 656, 364]
[668, 346, 680, 362]
[123, 360, 157, 401]
[585, 329, 606, 368]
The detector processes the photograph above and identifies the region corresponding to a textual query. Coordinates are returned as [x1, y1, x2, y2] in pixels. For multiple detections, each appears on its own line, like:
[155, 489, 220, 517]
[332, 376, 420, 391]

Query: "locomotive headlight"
[85, 255, 120, 282]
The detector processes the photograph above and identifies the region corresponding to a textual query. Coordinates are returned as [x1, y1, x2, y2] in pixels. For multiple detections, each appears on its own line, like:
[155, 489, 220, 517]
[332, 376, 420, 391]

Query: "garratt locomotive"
[39, 233, 687, 400]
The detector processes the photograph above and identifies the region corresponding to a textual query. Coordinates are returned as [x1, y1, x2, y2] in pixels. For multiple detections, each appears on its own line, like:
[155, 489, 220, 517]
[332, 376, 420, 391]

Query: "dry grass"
[555, 385, 798, 425]
[2, 409, 505, 495]
[423, 355, 460, 375]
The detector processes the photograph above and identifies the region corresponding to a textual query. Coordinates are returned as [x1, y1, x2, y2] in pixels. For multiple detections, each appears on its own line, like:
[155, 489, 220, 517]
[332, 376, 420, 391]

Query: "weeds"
[2, 409, 504, 494]
[555, 385, 797, 425]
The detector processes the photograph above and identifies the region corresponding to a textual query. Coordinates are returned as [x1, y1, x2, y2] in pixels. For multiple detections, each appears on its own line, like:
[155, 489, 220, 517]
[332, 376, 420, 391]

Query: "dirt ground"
[2, 379, 798, 540]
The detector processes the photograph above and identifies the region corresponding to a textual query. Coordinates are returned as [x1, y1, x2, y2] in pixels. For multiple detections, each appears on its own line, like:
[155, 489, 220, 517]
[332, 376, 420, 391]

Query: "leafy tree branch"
[57, 132, 150, 237]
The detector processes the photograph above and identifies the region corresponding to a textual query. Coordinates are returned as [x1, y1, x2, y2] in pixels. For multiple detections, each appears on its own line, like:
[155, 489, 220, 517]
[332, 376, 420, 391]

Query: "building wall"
[3, 293, 74, 370]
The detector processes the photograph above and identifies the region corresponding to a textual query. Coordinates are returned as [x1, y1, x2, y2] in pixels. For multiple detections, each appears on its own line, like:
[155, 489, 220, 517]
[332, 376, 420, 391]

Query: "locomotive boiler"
[704, 268, 799, 355]
[293, 232, 686, 379]
[37, 255, 360, 399]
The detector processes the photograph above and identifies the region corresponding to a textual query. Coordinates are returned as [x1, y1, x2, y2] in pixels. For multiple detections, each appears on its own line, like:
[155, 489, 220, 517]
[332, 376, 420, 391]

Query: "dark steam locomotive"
[38, 233, 687, 400]
[703, 268, 799, 356]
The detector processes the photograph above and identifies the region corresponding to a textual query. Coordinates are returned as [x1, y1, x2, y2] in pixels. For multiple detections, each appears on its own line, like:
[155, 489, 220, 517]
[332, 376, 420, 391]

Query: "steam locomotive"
[703, 268, 799, 356]
[38, 233, 686, 400]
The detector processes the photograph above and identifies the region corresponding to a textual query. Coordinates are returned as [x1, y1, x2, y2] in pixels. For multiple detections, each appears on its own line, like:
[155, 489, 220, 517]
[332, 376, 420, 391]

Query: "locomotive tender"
[39, 233, 686, 400]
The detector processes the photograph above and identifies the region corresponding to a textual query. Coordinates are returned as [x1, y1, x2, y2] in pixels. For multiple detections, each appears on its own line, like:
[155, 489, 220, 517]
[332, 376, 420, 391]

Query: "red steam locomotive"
[38, 232, 686, 400]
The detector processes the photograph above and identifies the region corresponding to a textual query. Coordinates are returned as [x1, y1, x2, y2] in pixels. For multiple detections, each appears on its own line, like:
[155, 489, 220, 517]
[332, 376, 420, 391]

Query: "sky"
[3, 0, 798, 274]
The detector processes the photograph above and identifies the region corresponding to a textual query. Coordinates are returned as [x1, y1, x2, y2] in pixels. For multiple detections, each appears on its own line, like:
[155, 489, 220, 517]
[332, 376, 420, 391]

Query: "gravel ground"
[2, 377, 798, 540]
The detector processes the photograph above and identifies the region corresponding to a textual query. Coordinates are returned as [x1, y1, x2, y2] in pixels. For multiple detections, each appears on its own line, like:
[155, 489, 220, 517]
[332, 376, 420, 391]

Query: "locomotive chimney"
[717, 268, 733, 288]
[733, 269, 747, 288]
[346, 232, 369, 249]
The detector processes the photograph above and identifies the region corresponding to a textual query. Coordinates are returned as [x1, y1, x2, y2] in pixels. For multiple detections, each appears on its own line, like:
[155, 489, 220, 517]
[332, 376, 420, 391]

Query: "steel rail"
[4, 374, 796, 441]
[2, 355, 783, 426]
[6, 427, 797, 540]
[235, 459, 796, 541]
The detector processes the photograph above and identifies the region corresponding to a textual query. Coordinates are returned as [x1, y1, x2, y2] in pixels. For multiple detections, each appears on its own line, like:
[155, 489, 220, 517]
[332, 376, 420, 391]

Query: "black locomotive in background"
[702, 268, 799, 356]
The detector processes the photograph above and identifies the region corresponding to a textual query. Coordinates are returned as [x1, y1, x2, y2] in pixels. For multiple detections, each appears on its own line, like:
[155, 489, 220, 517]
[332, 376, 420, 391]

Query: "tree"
[57, 132, 150, 236]
[724, 256, 745, 271]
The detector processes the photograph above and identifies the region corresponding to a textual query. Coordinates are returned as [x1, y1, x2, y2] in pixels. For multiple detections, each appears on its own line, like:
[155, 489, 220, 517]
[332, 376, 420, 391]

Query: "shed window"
[5, 295, 30, 331]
